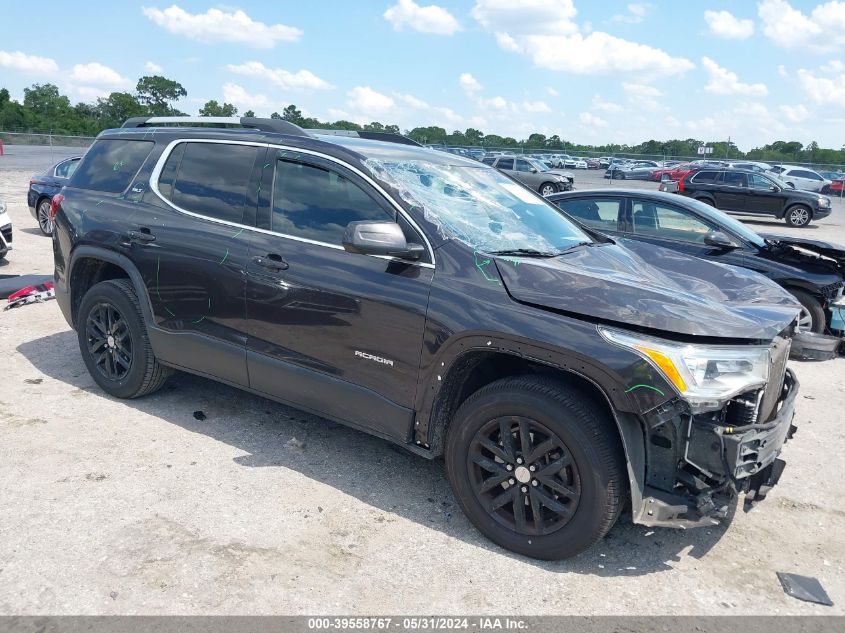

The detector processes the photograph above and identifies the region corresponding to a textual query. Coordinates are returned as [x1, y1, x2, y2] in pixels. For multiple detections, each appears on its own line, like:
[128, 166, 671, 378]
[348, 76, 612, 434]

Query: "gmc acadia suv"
[53, 117, 802, 559]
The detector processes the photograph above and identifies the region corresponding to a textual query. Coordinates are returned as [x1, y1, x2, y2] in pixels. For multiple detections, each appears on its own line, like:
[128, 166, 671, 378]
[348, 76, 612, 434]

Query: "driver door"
[244, 150, 434, 442]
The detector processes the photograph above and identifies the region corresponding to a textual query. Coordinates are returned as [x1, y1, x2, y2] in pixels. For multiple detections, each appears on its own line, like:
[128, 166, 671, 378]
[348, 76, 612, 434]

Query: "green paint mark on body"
[231, 228, 244, 238]
[625, 384, 666, 397]
[219, 248, 230, 265]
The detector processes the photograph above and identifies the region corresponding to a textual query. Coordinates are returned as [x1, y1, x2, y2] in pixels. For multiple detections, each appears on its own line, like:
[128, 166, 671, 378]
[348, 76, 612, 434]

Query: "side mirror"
[769, 185, 779, 192]
[704, 230, 738, 250]
[530, 168, 538, 173]
[342, 221, 424, 261]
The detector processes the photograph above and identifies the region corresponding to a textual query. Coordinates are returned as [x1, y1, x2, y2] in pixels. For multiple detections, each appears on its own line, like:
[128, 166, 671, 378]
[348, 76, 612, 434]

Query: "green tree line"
[1, 77, 843, 166]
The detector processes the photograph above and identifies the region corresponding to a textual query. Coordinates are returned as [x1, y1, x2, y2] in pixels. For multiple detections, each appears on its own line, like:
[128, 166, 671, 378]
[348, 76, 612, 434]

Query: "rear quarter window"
[69, 139, 154, 193]
[690, 170, 718, 183]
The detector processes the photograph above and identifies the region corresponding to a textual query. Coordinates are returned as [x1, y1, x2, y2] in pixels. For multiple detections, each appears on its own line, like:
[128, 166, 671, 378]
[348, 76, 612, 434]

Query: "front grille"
[759, 336, 790, 423]
[820, 281, 844, 300]
[0, 224, 11, 245]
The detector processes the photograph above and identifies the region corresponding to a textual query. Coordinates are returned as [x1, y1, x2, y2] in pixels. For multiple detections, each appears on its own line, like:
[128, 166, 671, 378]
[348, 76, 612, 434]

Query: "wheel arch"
[68, 247, 153, 328]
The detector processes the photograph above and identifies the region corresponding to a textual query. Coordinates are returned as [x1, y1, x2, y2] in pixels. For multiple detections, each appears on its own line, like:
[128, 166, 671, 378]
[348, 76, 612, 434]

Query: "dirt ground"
[1, 147, 844, 615]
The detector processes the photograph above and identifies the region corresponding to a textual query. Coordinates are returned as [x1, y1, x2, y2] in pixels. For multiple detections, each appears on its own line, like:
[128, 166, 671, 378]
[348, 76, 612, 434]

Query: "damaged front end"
[603, 329, 800, 529]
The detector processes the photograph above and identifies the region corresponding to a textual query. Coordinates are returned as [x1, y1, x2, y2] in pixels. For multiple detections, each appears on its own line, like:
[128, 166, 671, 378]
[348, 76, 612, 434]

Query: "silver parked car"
[490, 156, 574, 196]
[605, 160, 661, 180]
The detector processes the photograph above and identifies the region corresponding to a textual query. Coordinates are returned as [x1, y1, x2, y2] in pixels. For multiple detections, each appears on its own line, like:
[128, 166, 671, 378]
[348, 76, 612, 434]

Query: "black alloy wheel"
[85, 302, 133, 381]
[468, 416, 581, 536]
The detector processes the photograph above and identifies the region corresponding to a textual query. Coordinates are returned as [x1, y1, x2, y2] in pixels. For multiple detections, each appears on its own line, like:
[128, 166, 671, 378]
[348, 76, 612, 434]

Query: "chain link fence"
[0, 131, 95, 148]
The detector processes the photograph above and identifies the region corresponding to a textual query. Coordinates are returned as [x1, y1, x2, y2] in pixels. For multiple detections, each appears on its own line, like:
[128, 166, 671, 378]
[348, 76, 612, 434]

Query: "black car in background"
[549, 188, 844, 333]
[27, 156, 81, 235]
[660, 168, 831, 227]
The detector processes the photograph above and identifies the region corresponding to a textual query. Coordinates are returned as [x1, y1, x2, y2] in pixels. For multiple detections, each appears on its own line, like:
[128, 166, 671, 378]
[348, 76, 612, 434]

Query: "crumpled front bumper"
[634, 369, 798, 529]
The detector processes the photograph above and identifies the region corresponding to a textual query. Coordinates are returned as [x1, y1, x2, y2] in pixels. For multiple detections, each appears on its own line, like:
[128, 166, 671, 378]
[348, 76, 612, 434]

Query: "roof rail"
[306, 128, 422, 147]
[121, 116, 312, 137]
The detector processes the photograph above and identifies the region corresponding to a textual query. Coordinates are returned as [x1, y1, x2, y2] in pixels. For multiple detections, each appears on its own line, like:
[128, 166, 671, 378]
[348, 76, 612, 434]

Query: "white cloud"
[702, 57, 768, 96]
[546, 86, 559, 96]
[623, 82, 661, 97]
[384, 0, 461, 34]
[144, 61, 163, 73]
[142, 5, 303, 48]
[757, 0, 840, 51]
[347, 86, 396, 117]
[520, 100, 551, 113]
[797, 68, 845, 104]
[821, 59, 845, 72]
[221, 82, 269, 110]
[622, 82, 664, 111]
[703, 10, 754, 39]
[472, 0, 578, 35]
[226, 61, 333, 91]
[611, 3, 653, 24]
[780, 104, 810, 122]
[69, 62, 128, 86]
[0, 50, 58, 74]
[579, 112, 608, 127]
[592, 95, 622, 112]
[777, 64, 788, 77]
[481, 95, 509, 110]
[473, 0, 691, 76]
[459, 72, 483, 94]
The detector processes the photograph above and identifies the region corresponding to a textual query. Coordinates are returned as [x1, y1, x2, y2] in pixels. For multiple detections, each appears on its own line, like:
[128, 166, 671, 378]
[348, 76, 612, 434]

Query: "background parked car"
[729, 161, 772, 173]
[605, 160, 661, 180]
[548, 189, 844, 333]
[27, 156, 81, 236]
[768, 165, 831, 193]
[660, 168, 831, 227]
[0, 197, 11, 261]
[489, 155, 574, 195]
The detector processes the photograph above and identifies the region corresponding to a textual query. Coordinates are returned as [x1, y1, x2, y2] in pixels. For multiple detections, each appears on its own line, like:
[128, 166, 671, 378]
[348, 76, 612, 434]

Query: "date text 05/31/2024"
[307, 617, 529, 630]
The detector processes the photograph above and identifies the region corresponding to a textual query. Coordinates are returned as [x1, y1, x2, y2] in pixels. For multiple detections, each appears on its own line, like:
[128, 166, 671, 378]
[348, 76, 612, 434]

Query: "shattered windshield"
[366, 160, 590, 253]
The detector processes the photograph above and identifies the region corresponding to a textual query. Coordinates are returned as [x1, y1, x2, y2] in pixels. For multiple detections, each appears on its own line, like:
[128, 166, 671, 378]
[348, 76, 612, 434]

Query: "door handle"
[126, 229, 156, 243]
[252, 254, 289, 271]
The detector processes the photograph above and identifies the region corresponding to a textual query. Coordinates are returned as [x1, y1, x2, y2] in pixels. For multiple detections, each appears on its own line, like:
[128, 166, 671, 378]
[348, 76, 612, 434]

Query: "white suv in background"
[769, 165, 832, 193]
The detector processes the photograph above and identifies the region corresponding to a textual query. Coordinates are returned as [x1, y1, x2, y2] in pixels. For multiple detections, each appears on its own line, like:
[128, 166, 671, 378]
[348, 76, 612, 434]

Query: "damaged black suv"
[53, 117, 801, 559]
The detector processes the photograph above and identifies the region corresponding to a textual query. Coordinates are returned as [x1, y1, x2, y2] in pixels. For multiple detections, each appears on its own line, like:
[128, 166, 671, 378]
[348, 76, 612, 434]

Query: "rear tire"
[788, 288, 825, 333]
[77, 279, 171, 399]
[36, 198, 54, 236]
[785, 205, 812, 227]
[445, 375, 625, 560]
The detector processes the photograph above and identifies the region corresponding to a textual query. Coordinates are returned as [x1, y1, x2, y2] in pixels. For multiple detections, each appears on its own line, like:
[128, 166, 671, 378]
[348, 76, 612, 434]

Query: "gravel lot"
[1, 147, 844, 615]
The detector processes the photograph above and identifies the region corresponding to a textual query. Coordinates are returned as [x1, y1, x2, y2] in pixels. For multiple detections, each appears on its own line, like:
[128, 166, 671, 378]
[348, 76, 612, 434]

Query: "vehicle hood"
[546, 169, 575, 179]
[494, 238, 801, 340]
[759, 234, 845, 270]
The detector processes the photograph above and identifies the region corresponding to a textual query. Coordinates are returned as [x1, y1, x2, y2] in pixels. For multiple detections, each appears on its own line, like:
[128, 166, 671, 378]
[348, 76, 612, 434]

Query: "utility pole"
[726, 136, 730, 160]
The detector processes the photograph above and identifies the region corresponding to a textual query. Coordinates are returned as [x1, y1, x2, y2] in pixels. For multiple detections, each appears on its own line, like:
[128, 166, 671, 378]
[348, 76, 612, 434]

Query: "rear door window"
[556, 198, 622, 232]
[720, 171, 746, 187]
[165, 142, 261, 224]
[690, 170, 718, 183]
[69, 139, 154, 193]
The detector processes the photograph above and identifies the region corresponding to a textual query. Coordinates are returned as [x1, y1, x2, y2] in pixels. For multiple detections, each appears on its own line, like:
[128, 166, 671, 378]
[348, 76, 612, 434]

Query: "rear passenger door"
[244, 149, 434, 442]
[714, 171, 748, 212]
[132, 140, 265, 386]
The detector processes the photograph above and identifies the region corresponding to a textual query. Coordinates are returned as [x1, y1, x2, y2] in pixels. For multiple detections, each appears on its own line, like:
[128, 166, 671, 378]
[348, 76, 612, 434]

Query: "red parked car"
[650, 162, 696, 182]
[829, 178, 845, 195]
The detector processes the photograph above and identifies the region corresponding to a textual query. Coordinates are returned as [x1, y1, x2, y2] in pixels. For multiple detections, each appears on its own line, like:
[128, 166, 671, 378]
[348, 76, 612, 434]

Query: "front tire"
[785, 205, 812, 227]
[445, 376, 625, 560]
[77, 279, 171, 399]
[539, 182, 557, 197]
[789, 288, 825, 333]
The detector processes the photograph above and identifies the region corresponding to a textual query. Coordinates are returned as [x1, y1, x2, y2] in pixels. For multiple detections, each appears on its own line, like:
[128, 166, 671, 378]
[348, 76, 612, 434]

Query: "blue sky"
[1, 1, 844, 150]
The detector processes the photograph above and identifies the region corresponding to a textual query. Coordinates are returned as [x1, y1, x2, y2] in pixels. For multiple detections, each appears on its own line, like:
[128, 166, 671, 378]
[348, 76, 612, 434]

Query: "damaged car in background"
[53, 117, 803, 559]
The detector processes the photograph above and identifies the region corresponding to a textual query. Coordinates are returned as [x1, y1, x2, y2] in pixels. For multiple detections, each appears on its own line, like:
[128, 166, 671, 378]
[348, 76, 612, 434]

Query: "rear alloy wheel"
[539, 182, 557, 197]
[789, 288, 825, 333]
[785, 205, 812, 228]
[77, 279, 171, 398]
[37, 199, 54, 236]
[445, 376, 625, 560]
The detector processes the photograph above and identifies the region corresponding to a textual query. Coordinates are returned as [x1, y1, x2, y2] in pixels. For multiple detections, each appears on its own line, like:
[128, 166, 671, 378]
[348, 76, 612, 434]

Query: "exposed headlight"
[599, 327, 770, 412]
[818, 196, 831, 207]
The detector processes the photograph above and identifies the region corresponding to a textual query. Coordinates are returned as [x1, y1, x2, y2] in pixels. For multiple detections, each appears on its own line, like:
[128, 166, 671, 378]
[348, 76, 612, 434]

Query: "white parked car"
[768, 165, 831, 193]
[0, 197, 12, 261]
[571, 157, 588, 169]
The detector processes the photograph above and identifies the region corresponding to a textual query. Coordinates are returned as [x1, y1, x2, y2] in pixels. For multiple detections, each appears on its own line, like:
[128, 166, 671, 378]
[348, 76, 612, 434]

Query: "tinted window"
[690, 170, 718, 183]
[631, 200, 715, 243]
[749, 174, 775, 189]
[55, 158, 80, 179]
[169, 142, 260, 224]
[721, 171, 746, 187]
[515, 159, 533, 173]
[481, 157, 495, 165]
[497, 158, 514, 170]
[271, 159, 394, 245]
[557, 198, 622, 231]
[70, 139, 154, 193]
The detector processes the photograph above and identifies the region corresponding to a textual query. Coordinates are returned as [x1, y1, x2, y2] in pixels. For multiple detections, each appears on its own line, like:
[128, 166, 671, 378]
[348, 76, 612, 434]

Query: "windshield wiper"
[489, 248, 560, 258]
[489, 243, 591, 258]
